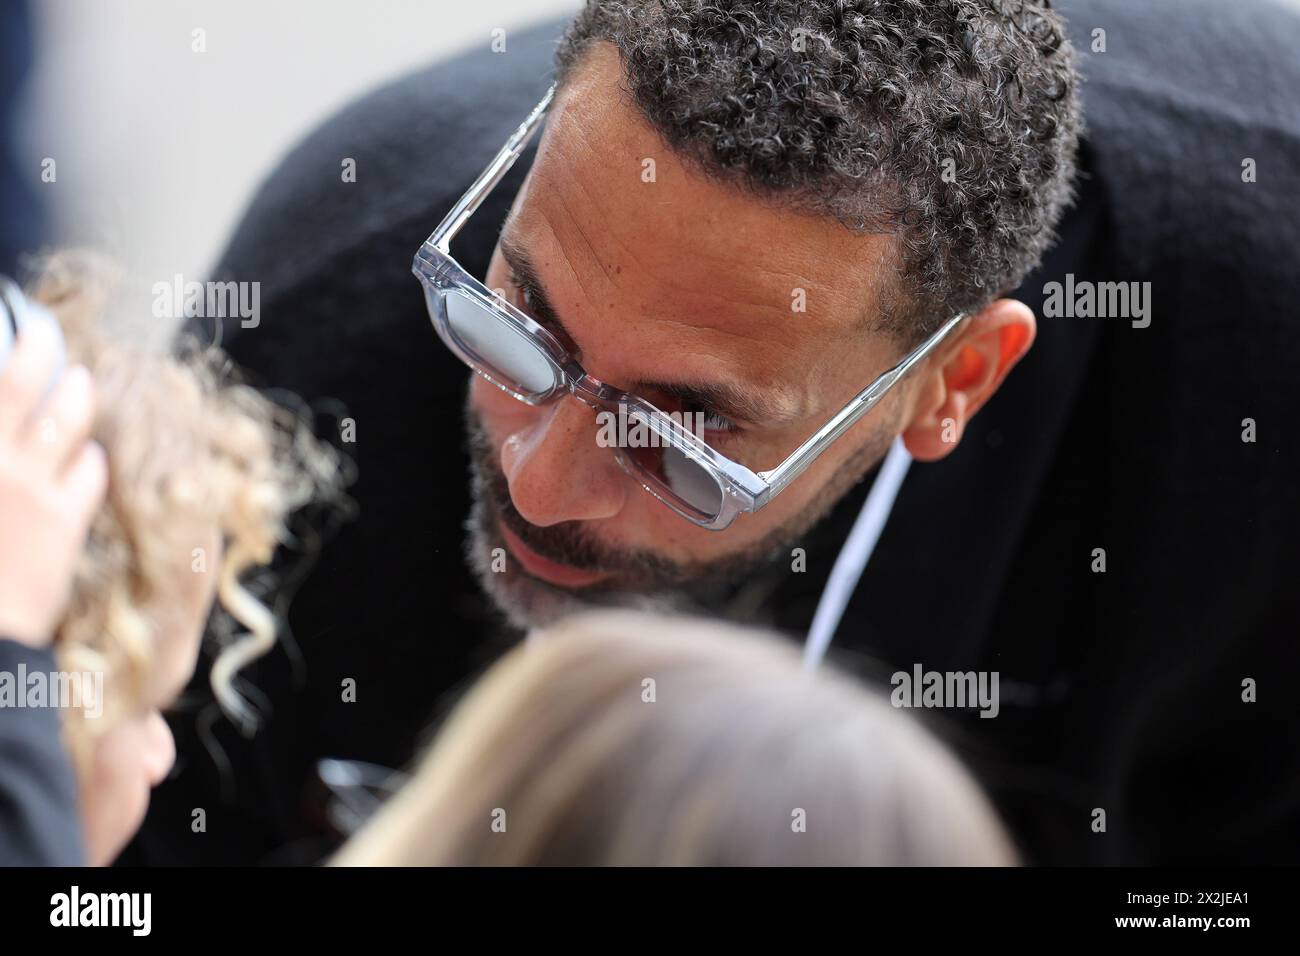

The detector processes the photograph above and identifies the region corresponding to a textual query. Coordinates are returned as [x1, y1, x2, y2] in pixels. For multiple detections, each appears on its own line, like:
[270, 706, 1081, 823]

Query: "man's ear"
[901, 298, 1035, 462]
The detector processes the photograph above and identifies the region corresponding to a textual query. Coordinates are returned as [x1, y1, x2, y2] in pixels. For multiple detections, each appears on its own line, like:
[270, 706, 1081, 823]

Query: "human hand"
[0, 320, 107, 648]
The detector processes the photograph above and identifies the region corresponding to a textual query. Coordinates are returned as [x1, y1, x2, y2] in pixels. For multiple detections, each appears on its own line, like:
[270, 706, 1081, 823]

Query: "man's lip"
[497, 521, 610, 589]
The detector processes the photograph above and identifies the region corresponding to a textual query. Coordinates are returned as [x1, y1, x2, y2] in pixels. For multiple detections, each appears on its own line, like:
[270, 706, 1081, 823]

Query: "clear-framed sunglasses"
[413, 84, 967, 531]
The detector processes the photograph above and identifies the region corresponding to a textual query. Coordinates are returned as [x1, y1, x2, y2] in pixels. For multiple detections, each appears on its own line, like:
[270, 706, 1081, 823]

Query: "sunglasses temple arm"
[429, 84, 558, 254]
[757, 312, 967, 502]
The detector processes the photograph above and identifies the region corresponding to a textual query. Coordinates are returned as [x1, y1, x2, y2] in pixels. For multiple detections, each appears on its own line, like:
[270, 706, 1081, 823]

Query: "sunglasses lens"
[622, 435, 726, 523]
[444, 290, 557, 397]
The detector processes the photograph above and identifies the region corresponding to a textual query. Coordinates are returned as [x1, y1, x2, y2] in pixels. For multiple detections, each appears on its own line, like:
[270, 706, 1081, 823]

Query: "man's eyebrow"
[498, 232, 799, 428]
[499, 232, 573, 343]
[631, 379, 800, 428]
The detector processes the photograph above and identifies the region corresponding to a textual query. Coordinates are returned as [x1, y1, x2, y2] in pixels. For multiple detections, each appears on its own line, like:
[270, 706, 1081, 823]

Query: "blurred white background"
[15, 0, 580, 343]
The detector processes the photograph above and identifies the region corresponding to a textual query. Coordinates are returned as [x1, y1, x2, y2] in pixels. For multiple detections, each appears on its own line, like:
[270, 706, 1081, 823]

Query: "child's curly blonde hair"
[28, 252, 346, 762]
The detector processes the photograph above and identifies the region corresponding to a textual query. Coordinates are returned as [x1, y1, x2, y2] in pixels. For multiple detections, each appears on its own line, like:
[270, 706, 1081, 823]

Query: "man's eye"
[695, 407, 739, 437]
[642, 388, 742, 441]
[505, 268, 535, 311]
[504, 270, 578, 358]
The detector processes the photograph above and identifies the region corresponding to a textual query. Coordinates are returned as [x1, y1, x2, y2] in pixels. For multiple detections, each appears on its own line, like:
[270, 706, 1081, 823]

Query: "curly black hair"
[555, 0, 1082, 340]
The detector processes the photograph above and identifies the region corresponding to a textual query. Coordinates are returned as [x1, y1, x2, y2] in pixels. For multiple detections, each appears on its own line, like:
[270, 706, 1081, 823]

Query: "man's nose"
[501, 396, 627, 527]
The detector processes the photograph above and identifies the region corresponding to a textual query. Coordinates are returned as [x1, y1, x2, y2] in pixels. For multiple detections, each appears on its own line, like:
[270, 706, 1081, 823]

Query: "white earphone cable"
[802, 437, 913, 670]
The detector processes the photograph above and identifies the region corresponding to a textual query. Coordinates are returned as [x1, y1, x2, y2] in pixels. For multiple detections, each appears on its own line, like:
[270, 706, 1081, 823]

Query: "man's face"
[466, 46, 925, 629]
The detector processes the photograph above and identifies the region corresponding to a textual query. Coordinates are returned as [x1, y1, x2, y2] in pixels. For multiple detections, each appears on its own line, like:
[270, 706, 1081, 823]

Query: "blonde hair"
[335, 611, 1018, 866]
[27, 252, 344, 760]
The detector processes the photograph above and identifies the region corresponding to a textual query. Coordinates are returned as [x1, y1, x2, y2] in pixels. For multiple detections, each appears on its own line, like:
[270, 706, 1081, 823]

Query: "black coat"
[127, 0, 1300, 865]
[0, 640, 85, 866]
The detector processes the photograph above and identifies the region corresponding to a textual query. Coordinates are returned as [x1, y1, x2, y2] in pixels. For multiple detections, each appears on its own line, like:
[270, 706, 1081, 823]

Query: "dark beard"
[462, 390, 894, 630]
